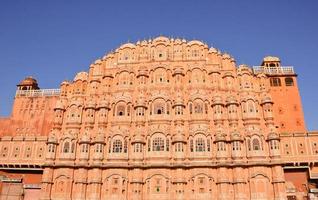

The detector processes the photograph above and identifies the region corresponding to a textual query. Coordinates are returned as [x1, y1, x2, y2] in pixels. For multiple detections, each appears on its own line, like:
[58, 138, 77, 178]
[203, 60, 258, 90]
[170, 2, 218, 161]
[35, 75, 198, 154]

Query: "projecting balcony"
[15, 88, 61, 97]
[253, 66, 295, 75]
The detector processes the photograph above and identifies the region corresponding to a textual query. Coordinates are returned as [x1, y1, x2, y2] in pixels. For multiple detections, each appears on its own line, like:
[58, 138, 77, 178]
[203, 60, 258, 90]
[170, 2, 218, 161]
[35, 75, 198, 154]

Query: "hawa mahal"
[0, 36, 317, 200]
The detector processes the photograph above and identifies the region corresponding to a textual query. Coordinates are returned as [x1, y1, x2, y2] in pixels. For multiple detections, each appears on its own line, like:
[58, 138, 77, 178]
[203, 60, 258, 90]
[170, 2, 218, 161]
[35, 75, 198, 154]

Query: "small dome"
[222, 53, 231, 59]
[153, 36, 170, 43]
[119, 42, 136, 49]
[80, 134, 90, 143]
[172, 133, 186, 143]
[54, 100, 65, 110]
[225, 96, 238, 105]
[17, 76, 39, 89]
[173, 67, 184, 76]
[48, 134, 58, 144]
[230, 131, 242, 141]
[97, 98, 110, 109]
[212, 95, 223, 105]
[94, 134, 105, 143]
[263, 56, 280, 62]
[209, 47, 218, 53]
[173, 94, 184, 107]
[261, 96, 273, 105]
[267, 132, 280, 141]
[74, 72, 88, 82]
[131, 134, 145, 144]
[85, 99, 96, 109]
[187, 40, 205, 46]
[215, 132, 226, 142]
[60, 80, 70, 86]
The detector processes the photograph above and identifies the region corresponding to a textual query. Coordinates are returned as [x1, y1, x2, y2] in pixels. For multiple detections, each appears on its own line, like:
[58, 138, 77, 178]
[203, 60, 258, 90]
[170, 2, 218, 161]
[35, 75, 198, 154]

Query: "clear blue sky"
[0, 0, 317, 130]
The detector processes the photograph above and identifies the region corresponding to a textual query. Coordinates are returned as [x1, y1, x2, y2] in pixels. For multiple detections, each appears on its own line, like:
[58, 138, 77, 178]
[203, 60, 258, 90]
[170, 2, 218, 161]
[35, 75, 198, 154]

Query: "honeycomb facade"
[0, 36, 317, 200]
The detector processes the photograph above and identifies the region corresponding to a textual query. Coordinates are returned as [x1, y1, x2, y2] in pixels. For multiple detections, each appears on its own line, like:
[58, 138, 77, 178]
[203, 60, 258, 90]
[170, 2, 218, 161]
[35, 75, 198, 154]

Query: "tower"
[255, 56, 306, 133]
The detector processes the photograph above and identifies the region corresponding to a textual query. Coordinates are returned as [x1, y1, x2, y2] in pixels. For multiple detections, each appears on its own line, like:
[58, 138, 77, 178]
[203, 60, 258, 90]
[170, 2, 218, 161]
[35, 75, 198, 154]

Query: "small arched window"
[252, 138, 261, 151]
[154, 103, 165, 115]
[112, 140, 123, 153]
[117, 105, 125, 116]
[194, 101, 203, 114]
[71, 142, 75, 153]
[189, 103, 193, 114]
[285, 77, 294, 86]
[63, 141, 70, 153]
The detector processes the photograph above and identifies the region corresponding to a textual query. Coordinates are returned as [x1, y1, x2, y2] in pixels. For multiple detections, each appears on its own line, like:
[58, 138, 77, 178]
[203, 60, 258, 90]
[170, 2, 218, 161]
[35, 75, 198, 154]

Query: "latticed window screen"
[152, 137, 165, 151]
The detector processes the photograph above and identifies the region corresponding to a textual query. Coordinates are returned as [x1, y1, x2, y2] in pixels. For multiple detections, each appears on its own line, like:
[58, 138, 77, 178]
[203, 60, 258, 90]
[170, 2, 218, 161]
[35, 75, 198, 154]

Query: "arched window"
[285, 77, 294, 86]
[248, 100, 255, 113]
[195, 138, 205, 152]
[153, 100, 165, 115]
[117, 104, 125, 116]
[63, 141, 70, 153]
[194, 100, 203, 114]
[112, 140, 123, 153]
[190, 139, 194, 152]
[152, 137, 165, 151]
[71, 142, 75, 153]
[123, 140, 128, 153]
[189, 103, 193, 114]
[270, 78, 281, 87]
[252, 138, 261, 151]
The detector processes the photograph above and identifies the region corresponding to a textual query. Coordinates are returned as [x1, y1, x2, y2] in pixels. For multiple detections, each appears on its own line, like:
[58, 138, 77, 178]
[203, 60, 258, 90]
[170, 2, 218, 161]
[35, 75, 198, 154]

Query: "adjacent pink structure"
[0, 36, 317, 200]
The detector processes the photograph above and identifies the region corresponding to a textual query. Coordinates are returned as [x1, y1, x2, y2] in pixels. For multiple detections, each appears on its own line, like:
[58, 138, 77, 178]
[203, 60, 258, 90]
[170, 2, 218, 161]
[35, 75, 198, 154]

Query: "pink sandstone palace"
[0, 36, 317, 200]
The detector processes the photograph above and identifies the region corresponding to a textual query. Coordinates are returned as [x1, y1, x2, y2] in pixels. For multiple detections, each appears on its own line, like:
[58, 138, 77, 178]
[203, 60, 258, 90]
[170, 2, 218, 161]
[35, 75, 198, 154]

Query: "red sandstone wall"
[0, 95, 58, 137]
[269, 75, 306, 133]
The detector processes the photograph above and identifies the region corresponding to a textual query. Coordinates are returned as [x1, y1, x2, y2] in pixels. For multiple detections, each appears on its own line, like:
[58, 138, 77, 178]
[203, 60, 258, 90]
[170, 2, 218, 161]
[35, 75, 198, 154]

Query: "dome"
[74, 72, 88, 82]
[17, 76, 39, 89]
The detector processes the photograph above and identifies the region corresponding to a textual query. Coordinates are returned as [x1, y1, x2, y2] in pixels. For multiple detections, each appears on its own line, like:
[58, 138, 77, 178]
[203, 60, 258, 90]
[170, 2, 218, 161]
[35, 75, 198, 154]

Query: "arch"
[152, 98, 166, 115]
[115, 101, 126, 116]
[63, 141, 70, 153]
[251, 136, 262, 151]
[111, 135, 125, 153]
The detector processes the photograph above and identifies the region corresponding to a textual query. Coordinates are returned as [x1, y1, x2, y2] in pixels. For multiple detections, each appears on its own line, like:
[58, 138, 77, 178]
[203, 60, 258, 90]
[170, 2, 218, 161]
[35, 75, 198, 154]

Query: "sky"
[0, 0, 317, 130]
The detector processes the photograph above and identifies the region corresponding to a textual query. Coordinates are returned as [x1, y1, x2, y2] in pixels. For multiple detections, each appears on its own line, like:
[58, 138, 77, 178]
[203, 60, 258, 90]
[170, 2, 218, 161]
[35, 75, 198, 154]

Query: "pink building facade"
[0, 36, 317, 200]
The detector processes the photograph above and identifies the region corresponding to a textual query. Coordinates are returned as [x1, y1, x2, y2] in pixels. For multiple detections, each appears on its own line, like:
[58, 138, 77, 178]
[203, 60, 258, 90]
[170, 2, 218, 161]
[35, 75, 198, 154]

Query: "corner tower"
[253, 56, 306, 133]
